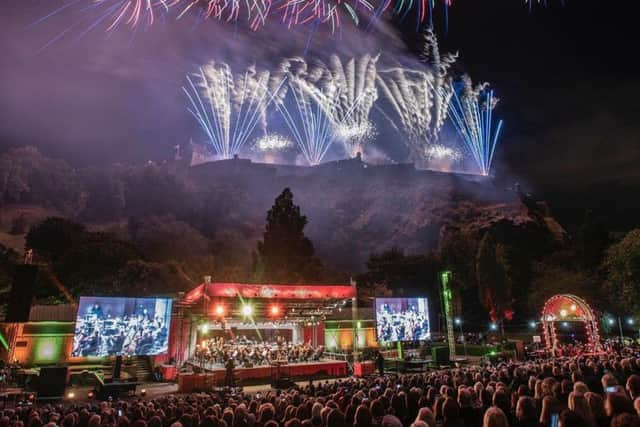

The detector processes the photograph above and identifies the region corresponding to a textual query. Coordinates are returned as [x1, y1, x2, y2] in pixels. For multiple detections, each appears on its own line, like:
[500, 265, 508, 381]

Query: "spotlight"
[570, 304, 577, 312]
[454, 318, 461, 325]
[562, 322, 569, 328]
[87, 390, 95, 399]
[140, 388, 147, 397]
[559, 309, 567, 317]
[627, 318, 634, 325]
[270, 304, 281, 316]
[242, 304, 253, 317]
[529, 321, 536, 329]
[200, 323, 210, 333]
[490, 323, 498, 331]
[214, 304, 225, 317]
[608, 318, 615, 326]
[67, 391, 75, 399]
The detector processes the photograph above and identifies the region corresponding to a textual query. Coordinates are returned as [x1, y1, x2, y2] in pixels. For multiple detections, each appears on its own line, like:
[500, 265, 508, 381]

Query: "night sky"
[1, 0, 638, 231]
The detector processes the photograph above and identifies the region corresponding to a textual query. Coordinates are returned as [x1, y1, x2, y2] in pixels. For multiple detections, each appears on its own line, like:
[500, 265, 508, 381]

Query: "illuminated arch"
[541, 294, 601, 352]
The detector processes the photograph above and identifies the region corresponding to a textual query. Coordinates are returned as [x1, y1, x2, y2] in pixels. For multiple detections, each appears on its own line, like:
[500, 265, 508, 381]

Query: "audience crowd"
[4, 351, 640, 427]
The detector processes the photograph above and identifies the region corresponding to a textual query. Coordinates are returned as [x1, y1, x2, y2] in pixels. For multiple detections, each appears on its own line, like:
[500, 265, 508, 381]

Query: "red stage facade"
[165, 281, 356, 372]
[181, 282, 356, 304]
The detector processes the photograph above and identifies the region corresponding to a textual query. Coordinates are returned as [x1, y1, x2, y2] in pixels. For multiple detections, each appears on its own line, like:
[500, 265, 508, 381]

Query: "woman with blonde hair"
[413, 408, 435, 427]
[573, 382, 589, 395]
[584, 392, 609, 427]
[482, 407, 509, 427]
[568, 392, 595, 427]
[539, 396, 557, 427]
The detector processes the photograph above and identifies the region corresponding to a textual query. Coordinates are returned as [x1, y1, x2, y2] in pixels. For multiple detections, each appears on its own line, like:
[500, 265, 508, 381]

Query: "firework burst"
[183, 62, 279, 159]
[425, 144, 461, 162]
[254, 134, 294, 151]
[303, 54, 379, 157]
[446, 76, 504, 176]
[272, 59, 336, 166]
[376, 29, 456, 165]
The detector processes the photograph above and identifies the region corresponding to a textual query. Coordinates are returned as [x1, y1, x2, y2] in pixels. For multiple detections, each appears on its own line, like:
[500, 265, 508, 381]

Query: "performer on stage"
[225, 356, 235, 388]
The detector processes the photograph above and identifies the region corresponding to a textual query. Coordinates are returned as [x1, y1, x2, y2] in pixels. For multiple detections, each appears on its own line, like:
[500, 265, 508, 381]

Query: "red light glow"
[270, 304, 281, 316]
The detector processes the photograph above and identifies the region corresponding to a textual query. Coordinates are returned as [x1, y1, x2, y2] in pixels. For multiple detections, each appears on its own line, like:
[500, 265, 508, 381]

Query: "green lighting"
[356, 321, 362, 328]
[0, 330, 9, 351]
[33, 337, 64, 364]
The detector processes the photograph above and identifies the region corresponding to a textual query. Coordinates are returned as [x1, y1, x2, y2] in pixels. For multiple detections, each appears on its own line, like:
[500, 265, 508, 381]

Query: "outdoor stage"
[178, 360, 348, 391]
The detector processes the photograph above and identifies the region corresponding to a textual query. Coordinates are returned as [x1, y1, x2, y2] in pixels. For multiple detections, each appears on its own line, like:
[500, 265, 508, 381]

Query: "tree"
[576, 209, 609, 270]
[54, 232, 140, 295]
[0, 146, 80, 214]
[256, 188, 322, 282]
[113, 260, 192, 296]
[475, 232, 514, 322]
[79, 167, 125, 221]
[529, 260, 599, 311]
[25, 217, 86, 262]
[358, 248, 440, 297]
[127, 215, 209, 262]
[603, 229, 640, 314]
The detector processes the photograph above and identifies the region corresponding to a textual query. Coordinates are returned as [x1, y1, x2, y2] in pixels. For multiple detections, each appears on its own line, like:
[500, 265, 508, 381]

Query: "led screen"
[72, 296, 172, 357]
[375, 297, 430, 343]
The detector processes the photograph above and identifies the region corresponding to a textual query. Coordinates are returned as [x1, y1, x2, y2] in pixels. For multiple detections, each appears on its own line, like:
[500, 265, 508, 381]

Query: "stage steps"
[67, 357, 152, 385]
[128, 356, 152, 381]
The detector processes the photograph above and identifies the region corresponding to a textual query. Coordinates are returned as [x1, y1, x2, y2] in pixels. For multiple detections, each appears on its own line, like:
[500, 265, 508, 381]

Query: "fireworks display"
[35, 0, 562, 37]
[305, 54, 379, 158]
[183, 62, 278, 159]
[446, 76, 504, 176]
[183, 44, 504, 175]
[376, 31, 456, 166]
[254, 134, 294, 151]
[272, 66, 337, 166]
[425, 144, 461, 162]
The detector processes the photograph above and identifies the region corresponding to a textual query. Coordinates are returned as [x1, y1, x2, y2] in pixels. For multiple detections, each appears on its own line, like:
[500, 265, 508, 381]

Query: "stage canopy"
[178, 282, 356, 322]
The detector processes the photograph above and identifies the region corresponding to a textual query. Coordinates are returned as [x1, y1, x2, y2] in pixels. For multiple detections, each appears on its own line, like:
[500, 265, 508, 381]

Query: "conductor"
[225, 357, 235, 388]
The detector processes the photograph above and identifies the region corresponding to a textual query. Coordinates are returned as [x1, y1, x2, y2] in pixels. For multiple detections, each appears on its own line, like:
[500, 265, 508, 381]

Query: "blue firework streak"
[447, 80, 504, 176]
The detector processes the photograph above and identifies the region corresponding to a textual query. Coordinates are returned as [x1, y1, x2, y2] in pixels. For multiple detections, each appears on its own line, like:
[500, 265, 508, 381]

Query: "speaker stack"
[36, 366, 68, 400]
[5, 265, 39, 323]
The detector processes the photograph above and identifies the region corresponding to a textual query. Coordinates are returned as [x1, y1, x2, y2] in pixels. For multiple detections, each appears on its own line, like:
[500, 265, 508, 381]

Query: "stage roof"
[180, 282, 356, 306]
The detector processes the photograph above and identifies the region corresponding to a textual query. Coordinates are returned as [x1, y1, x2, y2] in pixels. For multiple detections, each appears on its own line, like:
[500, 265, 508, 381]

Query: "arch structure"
[541, 294, 601, 352]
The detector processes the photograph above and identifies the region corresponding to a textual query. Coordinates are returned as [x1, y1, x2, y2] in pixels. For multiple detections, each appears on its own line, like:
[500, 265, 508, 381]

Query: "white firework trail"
[446, 76, 503, 176]
[305, 54, 379, 158]
[376, 29, 457, 165]
[271, 58, 336, 166]
[183, 61, 278, 159]
[173, 0, 272, 31]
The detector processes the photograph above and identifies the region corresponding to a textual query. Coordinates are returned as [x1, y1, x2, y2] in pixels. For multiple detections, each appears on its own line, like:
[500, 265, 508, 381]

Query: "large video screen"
[72, 296, 172, 357]
[375, 297, 430, 343]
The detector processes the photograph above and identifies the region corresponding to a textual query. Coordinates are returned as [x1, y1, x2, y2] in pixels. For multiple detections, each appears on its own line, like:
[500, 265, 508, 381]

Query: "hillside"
[186, 157, 565, 271]
[0, 146, 565, 275]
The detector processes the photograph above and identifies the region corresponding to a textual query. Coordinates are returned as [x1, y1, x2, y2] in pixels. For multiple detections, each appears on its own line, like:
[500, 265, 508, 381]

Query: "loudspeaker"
[432, 347, 450, 364]
[37, 366, 68, 399]
[113, 356, 123, 379]
[5, 265, 39, 322]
